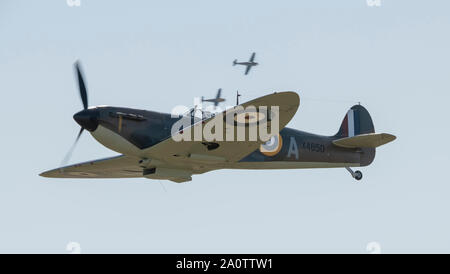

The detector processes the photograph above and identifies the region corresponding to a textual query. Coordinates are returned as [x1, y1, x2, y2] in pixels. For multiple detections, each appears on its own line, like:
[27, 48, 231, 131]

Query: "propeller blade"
[74, 61, 88, 110]
[60, 127, 84, 169]
[75, 127, 84, 142]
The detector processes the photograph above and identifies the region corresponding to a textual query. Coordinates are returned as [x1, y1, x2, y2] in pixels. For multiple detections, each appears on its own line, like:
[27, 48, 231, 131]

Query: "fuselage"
[75, 106, 374, 171]
[203, 98, 225, 103]
[235, 62, 258, 66]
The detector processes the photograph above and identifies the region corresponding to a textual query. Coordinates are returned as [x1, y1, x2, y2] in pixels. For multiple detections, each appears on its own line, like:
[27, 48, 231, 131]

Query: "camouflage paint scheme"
[40, 92, 395, 182]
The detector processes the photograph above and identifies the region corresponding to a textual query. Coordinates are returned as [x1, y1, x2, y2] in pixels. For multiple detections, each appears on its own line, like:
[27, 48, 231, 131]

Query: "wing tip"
[271, 91, 300, 107]
[39, 170, 50, 177]
[39, 170, 55, 178]
[39, 168, 65, 178]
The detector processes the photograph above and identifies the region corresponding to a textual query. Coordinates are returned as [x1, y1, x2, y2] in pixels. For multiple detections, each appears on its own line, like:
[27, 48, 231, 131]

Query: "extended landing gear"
[345, 167, 363, 181]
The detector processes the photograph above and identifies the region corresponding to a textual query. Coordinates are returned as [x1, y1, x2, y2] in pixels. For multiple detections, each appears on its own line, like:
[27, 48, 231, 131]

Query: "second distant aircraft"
[233, 52, 258, 75]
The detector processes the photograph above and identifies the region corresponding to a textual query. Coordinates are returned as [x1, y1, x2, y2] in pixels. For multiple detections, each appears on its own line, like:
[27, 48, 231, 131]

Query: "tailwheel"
[345, 167, 363, 181]
[354, 170, 363, 181]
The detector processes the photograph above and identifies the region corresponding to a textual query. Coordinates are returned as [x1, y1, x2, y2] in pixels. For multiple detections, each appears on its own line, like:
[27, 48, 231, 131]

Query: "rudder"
[335, 105, 374, 138]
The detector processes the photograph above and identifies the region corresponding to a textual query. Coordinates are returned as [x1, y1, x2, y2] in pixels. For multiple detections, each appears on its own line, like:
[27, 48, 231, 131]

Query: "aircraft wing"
[249, 52, 256, 62]
[245, 65, 252, 75]
[141, 91, 300, 165]
[40, 155, 142, 178]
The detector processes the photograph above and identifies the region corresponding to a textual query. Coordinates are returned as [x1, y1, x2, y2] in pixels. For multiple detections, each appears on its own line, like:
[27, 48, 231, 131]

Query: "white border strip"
[347, 110, 355, 137]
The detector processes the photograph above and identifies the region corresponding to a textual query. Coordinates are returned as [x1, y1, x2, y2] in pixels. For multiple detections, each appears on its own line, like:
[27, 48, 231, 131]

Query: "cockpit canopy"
[182, 107, 216, 121]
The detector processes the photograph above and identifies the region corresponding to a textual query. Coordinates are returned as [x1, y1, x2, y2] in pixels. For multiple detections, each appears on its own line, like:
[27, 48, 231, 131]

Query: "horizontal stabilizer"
[332, 133, 396, 148]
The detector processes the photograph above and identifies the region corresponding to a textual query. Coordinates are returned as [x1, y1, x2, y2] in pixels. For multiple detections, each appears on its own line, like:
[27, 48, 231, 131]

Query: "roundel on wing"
[259, 134, 283, 157]
[233, 111, 266, 126]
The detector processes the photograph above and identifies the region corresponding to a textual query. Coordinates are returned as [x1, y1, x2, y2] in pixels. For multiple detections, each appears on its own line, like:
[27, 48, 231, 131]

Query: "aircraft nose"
[73, 108, 99, 131]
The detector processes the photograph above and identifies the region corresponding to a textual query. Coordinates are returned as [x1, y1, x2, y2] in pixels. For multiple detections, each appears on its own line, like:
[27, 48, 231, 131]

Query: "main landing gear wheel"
[345, 167, 363, 181]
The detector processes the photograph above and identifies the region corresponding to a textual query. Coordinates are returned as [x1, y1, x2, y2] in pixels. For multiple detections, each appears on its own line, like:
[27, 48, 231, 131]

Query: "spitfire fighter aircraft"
[40, 62, 396, 183]
[233, 52, 258, 75]
[202, 88, 225, 109]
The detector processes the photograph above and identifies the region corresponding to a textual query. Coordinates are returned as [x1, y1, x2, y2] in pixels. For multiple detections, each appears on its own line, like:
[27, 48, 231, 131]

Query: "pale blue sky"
[0, 0, 449, 253]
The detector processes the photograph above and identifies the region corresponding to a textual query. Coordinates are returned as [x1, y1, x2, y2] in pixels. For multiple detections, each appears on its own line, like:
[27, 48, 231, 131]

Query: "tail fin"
[216, 88, 222, 99]
[233, 59, 237, 66]
[335, 105, 374, 138]
[333, 105, 396, 166]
